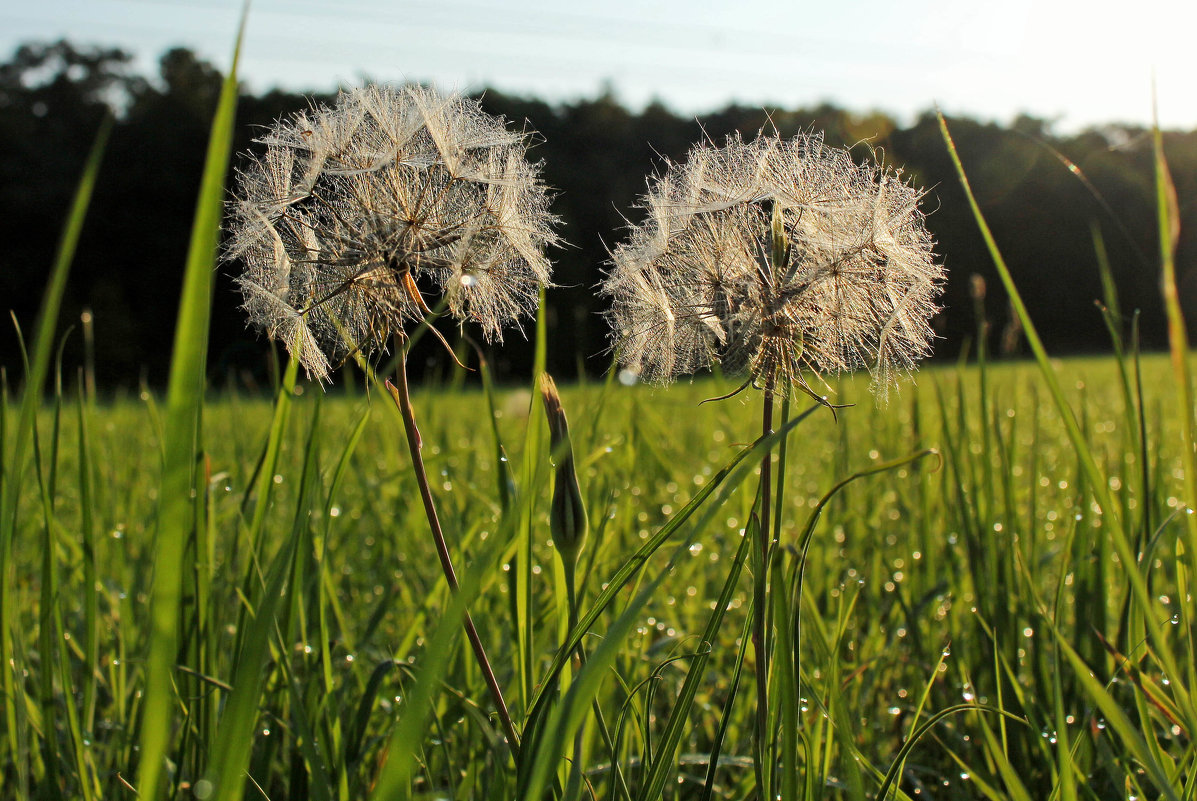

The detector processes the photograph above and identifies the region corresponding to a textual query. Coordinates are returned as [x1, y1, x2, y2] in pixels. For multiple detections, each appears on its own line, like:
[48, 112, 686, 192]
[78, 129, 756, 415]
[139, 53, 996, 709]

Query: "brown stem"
[386, 348, 521, 756]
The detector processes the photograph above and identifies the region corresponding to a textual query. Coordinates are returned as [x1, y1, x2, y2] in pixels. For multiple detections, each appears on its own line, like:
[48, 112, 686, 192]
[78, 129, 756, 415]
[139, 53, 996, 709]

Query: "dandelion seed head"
[225, 84, 558, 381]
[602, 131, 943, 400]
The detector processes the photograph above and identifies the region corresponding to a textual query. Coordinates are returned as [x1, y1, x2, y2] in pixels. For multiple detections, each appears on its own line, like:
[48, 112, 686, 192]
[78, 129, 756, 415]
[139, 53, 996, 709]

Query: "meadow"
[2, 30, 1196, 801]
[2, 347, 1195, 800]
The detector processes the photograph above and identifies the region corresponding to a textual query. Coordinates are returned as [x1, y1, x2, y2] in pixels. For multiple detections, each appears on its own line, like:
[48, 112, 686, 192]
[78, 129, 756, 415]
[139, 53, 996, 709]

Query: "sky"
[3, 0, 1196, 132]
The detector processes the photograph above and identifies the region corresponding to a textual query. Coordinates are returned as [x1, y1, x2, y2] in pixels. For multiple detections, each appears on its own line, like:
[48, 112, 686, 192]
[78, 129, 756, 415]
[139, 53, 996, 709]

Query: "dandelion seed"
[225, 84, 558, 381]
[601, 130, 942, 401]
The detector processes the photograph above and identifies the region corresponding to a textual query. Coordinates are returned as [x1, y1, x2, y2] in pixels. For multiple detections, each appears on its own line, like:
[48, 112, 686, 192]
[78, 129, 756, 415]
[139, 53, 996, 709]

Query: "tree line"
[2, 40, 1194, 389]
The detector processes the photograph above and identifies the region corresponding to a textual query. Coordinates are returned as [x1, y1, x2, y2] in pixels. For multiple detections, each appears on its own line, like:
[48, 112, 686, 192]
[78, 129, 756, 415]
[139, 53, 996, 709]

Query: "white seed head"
[602, 131, 943, 400]
[225, 84, 558, 381]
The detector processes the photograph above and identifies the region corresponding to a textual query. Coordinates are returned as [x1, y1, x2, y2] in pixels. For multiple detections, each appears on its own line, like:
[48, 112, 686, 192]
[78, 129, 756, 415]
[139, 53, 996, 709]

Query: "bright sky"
[4, 0, 1195, 131]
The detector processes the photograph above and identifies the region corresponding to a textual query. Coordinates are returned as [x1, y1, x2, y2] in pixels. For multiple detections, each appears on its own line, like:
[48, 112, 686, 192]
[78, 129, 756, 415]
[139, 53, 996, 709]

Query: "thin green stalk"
[751, 383, 775, 799]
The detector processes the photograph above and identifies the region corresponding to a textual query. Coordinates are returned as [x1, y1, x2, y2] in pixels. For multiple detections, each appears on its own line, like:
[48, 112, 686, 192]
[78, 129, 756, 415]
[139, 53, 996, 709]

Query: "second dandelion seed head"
[602, 130, 943, 401]
[225, 84, 559, 381]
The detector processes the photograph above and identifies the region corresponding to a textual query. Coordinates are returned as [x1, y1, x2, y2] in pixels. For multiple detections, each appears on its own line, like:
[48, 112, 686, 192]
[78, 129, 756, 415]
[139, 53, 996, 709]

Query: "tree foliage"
[2, 40, 1194, 387]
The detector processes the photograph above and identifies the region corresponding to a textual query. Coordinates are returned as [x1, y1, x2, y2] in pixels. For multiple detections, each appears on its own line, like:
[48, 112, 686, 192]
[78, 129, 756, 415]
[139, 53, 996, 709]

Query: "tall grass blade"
[0, 112, 110, 792]
[1151, 110, 1197, 608]
[937, 111, 1195, 731]
[136, 12, 246, 798]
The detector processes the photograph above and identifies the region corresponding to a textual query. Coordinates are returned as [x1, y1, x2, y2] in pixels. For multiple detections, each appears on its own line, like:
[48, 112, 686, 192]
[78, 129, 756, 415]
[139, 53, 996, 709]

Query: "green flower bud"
[540, 373, 588, 566]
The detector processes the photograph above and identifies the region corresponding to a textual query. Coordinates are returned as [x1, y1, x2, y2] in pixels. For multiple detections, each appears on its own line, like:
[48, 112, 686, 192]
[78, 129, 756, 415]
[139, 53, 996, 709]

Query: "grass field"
[2, 351, 1195, 800]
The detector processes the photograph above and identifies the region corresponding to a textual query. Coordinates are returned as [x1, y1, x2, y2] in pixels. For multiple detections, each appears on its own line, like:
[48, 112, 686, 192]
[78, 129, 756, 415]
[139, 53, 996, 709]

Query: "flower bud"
[539, 373, 588, 565]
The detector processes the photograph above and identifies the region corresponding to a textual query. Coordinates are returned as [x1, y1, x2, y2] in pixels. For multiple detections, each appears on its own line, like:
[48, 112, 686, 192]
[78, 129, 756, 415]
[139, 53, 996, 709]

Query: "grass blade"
[937, 111, 1195, 732]
[136, 12, 246, 798]
[0, 115, 111, 787]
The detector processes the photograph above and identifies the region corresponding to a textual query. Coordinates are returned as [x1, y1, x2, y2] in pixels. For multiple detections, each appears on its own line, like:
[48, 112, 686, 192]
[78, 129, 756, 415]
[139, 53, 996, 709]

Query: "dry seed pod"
[225, 84, 558, 380]
[602, 131, 943, 401]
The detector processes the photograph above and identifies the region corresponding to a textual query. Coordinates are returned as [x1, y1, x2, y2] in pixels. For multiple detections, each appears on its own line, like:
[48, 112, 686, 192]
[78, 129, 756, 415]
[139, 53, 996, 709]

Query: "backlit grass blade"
[0, 114, 111, 784]
[75, 377, 100, 748]
[136, 10, 246, 798]
[1151, 112, 1197, 614]
[937, 111, 1195, 732]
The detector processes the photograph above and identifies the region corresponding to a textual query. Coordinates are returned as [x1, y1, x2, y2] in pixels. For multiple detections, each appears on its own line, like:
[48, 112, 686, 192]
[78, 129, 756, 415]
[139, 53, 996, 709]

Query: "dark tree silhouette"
[2, 41, 1194, 391]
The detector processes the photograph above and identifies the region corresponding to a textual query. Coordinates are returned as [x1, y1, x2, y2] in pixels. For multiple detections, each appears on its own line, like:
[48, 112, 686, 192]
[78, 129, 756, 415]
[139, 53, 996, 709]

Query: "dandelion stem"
[386, 347, 521, 757]
[751, 379, 775, 797]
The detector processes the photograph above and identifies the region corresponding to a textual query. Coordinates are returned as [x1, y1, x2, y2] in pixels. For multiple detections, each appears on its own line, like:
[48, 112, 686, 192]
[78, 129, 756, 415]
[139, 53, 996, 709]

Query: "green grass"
[3, 352, 1195, 799]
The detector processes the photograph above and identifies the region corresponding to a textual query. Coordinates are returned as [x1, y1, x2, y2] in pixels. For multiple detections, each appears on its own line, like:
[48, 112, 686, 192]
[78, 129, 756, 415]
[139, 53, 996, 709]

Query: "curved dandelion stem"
[385, 348, 520, 756]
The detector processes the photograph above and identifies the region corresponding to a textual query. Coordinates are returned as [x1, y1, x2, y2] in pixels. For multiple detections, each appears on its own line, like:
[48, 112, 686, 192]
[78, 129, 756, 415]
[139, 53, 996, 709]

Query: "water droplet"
[194, 779, 215, 799]
[618, 368, 640, 386]
[460, 273, 479, 287]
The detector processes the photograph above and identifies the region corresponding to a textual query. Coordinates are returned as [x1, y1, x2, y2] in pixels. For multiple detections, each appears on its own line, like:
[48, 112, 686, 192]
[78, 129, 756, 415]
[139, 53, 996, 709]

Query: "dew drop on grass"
[194, 779, 215, 800]
[459, 273, 479, 287]
[887, 706, 901, 716]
